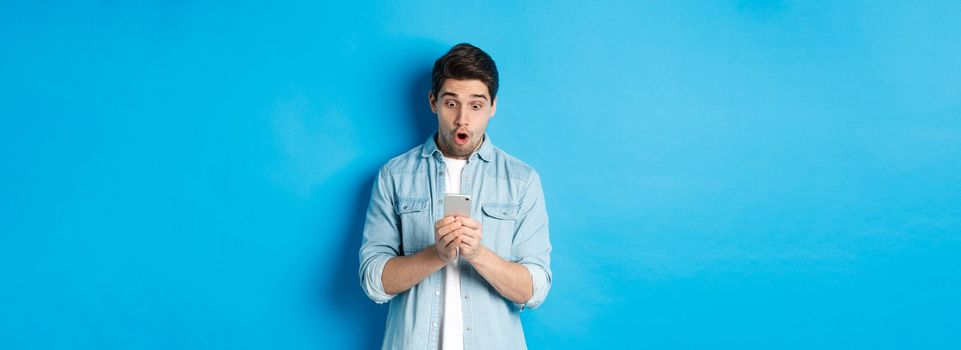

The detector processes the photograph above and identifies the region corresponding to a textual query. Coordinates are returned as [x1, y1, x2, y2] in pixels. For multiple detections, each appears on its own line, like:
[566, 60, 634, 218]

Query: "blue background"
[2, 1, 960, 349]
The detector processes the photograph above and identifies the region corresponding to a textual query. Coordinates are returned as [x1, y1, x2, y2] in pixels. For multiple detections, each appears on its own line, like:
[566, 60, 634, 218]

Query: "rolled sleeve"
[511, 171, 553, 310]
[514, 261, 551, 310]
[360, 254, 394, 304]
[358, 166, 401, 304]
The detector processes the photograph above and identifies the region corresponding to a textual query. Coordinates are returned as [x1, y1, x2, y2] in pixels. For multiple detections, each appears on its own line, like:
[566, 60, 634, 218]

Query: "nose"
[454, 105, 469, 126]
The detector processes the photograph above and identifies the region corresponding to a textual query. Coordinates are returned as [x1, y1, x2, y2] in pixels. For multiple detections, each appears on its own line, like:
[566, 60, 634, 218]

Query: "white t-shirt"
[441, 157, 467, 350]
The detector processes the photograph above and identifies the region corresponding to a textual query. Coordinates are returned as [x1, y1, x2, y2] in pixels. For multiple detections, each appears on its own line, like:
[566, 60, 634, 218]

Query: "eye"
[446, 100, 457, 108]
[471, 104, 482, 110]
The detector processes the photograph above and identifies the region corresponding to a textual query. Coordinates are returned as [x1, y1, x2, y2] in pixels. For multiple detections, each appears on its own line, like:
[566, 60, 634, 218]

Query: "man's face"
[429, 79, 497, 160]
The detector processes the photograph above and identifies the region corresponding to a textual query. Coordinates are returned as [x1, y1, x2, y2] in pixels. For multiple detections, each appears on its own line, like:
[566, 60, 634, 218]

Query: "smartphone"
[444, 194, 471, 217]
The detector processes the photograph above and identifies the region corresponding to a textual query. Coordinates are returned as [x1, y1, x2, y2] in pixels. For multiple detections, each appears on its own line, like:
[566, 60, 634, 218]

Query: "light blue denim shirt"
[359, 133, 552, 350]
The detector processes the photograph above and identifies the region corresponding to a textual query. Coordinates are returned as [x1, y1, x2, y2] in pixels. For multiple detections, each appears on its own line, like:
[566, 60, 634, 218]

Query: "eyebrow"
[441, 92, 489, 101]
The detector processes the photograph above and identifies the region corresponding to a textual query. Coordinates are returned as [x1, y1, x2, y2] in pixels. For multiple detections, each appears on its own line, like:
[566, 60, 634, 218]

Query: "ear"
[490, 96, 497, 118]
[428, 90, 437, 114]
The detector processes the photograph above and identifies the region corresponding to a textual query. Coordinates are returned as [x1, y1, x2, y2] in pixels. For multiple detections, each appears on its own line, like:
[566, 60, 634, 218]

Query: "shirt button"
[439, 171, 445, 175]
[466, 327, 471, 332]
[433, 323, 438, 328]
[435, 290, 440, 296]
[464, 295, 469, 299]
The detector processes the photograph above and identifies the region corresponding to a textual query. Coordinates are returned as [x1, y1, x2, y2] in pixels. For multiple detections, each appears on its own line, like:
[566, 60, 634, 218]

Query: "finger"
[445, 226, 468, 240]
[458, 234, 479, 248]
[454, 226, 480, 241]
[448, 227, 472, 240]
[435, 216, 455, 230]
[447, 235, 463, 249]
[457, 217, 480, 230]
[438, 229, 460, 247]
[457, 243, 473, 255]
[435, 224, 448, 238]
[436, 221, 462, 238]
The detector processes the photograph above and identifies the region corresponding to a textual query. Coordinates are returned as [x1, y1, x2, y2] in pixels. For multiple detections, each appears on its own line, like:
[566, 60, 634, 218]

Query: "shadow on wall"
[320, 39, 445, 348]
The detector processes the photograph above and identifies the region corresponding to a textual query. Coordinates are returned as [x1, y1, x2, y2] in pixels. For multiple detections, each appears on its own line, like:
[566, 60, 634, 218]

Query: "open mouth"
[454, 131, 469, 145]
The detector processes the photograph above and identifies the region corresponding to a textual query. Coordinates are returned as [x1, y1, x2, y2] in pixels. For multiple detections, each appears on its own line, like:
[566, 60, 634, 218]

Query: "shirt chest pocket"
[394, 197, 431, 255]
[481, 202, 521, 261]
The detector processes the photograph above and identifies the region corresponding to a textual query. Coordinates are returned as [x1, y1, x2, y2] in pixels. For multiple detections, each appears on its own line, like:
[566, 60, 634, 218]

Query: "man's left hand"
[454, 217, 484, 261]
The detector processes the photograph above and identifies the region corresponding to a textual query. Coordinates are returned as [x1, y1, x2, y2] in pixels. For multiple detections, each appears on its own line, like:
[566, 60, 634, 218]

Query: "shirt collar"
[420, 131, 494, 162]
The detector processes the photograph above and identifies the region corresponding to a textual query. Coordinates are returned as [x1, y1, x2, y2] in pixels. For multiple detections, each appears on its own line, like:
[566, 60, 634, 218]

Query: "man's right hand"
[434, 216, 463, 263]
[382, 216, 463, 296]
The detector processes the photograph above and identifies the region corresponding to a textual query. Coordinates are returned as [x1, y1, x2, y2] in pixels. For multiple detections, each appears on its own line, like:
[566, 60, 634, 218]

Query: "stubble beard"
[438, 133, 482, 159]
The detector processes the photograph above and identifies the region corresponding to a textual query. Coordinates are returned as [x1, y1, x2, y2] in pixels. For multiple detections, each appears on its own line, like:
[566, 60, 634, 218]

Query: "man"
[358, 43, 552, 349]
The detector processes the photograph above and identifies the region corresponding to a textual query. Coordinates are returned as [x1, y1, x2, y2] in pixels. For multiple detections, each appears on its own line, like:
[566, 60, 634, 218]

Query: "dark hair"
[431, 43, 499, 99]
